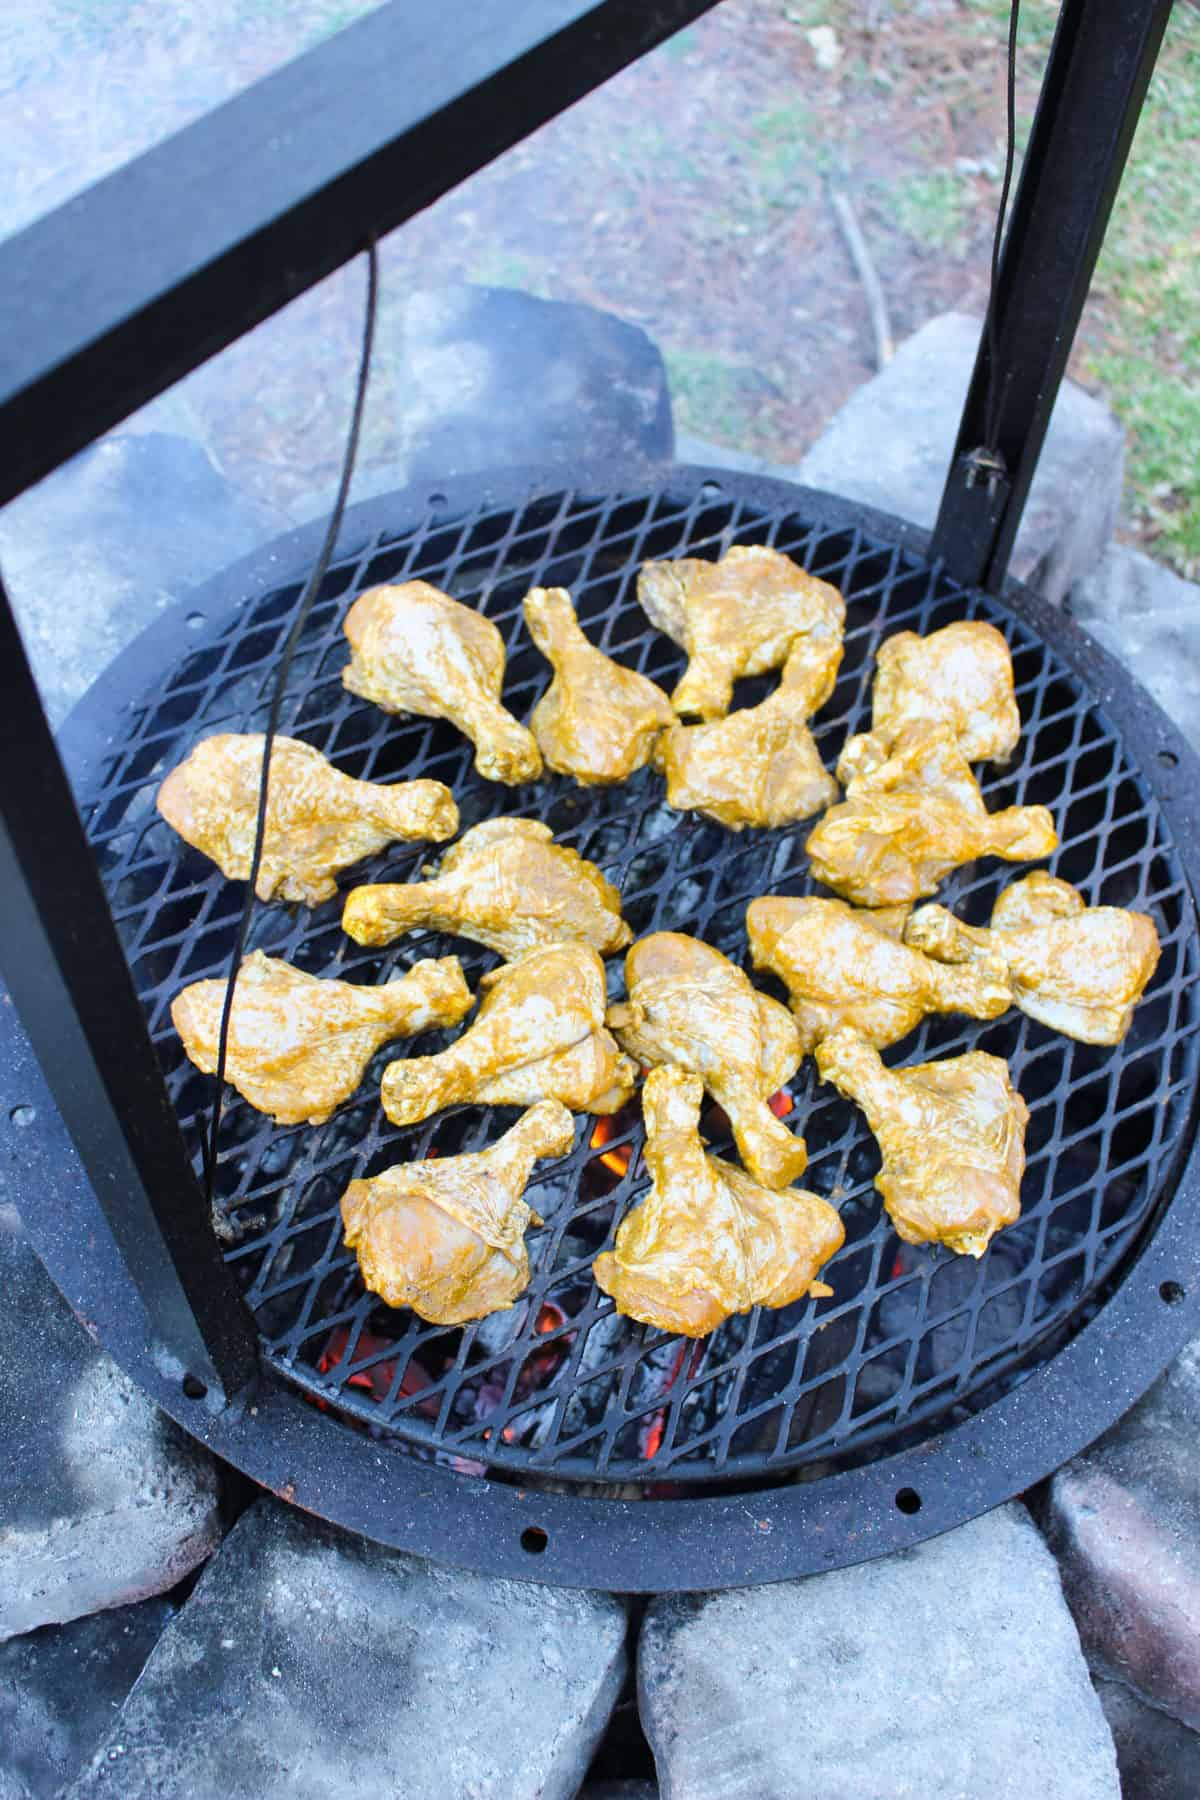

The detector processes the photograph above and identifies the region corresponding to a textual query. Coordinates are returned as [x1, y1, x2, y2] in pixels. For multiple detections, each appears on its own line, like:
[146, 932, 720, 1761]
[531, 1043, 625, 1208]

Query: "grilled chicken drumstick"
[659, 635, 841, 830]
[905, 872, 1161, 1045]
[342, 581, 542, 785]
[747, 895, 1012, 1051]
[523, 585, 675, 785]
[381, 943, 637, 1125]
[815, 1027, 1028, 1258]
[593, 1067, 844, 1337]
[157, 733, 458, 906]
[637, 543, 845, 720]
[341, 1100, 575, 1324]
[607, 932, 808, 1189]
[838, 619, 1020, 785]
[172, 950, 472, 1125]
[343, 817, 631, 960]
[807, 725, 1058, 907]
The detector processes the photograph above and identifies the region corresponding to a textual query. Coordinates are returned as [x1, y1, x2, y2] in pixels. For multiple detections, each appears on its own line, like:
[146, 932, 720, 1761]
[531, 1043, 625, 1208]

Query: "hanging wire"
[979, 0, 1023, 469]
[203, 242, 379, 1210]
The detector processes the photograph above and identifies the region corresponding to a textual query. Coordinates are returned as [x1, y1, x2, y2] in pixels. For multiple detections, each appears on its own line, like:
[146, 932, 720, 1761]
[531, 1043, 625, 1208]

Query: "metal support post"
[0, 576, 258, 1401]
[931, 0, 1173, 592]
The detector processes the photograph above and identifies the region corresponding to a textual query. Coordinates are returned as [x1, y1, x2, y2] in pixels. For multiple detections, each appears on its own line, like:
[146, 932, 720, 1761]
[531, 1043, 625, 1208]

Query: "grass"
[890, 171, 973, 256]
[662, 348, 762, 448]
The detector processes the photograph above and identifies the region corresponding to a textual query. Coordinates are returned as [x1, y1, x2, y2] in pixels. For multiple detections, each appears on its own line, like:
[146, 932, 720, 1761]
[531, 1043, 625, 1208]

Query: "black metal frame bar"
[0, 0, 721, 511]
[930, 0, 1173, 590]
[0, 576, 257, 1400]
[0, 0, 1175, 1420]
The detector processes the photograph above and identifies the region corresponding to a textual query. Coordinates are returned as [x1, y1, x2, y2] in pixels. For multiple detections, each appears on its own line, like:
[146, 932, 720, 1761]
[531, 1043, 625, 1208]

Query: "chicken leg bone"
[342, 581, 542, 785]
[342, 1099, 575, 1324]
[172, 950, 472, 1125]
[815, 1027, 1028, 1257]
[593, 1067, 844, 1338]
[905, 871, 1161, 1044]
[524, 585, 675, 784]
[607, 931, 808, 1189]
[157, 733, 458, 906]
[381, 943, 637, 1125]
[637, 544, 845, 721]
[343, 816, 631, 960]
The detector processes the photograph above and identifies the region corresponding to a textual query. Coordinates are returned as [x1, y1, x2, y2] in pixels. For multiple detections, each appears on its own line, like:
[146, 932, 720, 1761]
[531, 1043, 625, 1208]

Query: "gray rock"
[398, 284, 673, 484]
[1066, 543, 1200, 750]
[796, 311, 1124, 605]
[639, 1504, 1119, 1800]
[1095, 1677, 1200, 1800]
[0, 1207, 223, 1640]
[0, 432, 287, 726]
[71, 1498, 628, 1800]
[1041, 1339, 1200, 1730]
[0, 1597, 173, 1797]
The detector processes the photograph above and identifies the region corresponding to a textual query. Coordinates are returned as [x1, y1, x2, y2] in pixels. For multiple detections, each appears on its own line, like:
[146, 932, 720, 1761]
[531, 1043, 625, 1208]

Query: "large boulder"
[0, 1207, 223, 1641]
[396, 284, 674, 484]
[70, 1498, 628, 1800]
[1041, 1338, 1200, 1730]
[794, 311, 1124, 606]
[639, 1503, 1118, 1800]
[0, 1597, 173, 1797]
[0, 432, 286, 726]
[1066, 542, 1200, 751]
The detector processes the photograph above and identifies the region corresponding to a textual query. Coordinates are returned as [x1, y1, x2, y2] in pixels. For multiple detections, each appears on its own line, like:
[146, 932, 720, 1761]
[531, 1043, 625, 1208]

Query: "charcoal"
[70, 1499, 628, 1800]
[639, 1504, 1119, 1800]
[1040, 1337, 1200, 1729]
[0, 1210, 223, 1640]
[0, 1598, 172, 1798]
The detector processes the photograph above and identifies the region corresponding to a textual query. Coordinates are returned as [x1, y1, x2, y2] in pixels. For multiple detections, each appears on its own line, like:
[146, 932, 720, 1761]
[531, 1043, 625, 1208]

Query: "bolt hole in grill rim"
[76, 467, 1200, 1496]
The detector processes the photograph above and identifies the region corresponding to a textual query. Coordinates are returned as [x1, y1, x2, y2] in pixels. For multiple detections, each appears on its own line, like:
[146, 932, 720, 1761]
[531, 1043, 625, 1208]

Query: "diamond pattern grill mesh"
[83, 478, 1200, 1485]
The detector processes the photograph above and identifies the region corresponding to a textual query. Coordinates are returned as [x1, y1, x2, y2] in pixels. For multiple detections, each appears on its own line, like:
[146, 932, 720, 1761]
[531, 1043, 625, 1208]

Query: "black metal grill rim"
[74, 467, 1200, 1490]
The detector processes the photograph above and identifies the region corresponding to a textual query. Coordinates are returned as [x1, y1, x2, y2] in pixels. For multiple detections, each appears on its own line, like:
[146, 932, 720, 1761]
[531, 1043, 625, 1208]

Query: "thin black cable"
[982, 0, 1022, 456]
[203, 242, 379, 1207]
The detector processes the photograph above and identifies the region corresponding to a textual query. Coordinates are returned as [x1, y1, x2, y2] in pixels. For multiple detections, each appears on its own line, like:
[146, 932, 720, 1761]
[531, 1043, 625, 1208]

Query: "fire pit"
[10, 463, 1198, 1591]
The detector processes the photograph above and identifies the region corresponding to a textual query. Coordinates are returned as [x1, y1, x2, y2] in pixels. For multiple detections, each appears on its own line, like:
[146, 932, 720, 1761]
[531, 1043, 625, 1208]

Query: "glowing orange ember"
[590, 1115, 632, 1176]
[767, 1088, 792, 1119]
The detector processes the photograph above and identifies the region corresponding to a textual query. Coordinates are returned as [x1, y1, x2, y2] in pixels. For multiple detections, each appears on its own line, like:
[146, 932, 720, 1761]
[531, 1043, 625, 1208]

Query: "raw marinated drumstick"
[607, 932, 808, 1189]
[747, 895, 1012, 1051]
[157, 734, 458, 906]
[342, 581, 542, 785]
[905, 872, 1161, 1045]
[523, 585, 675, 784]
[381, 943, 637, 1125]
[815, 1027, 1028, 1258]
[838, 620, 1021, 785]
[806, 724, 1058, 906]
[593, 1068, 844, 1338]
[658, 635, 841, 830]
[341, 1100, 575, 1324]
[172, 950, 472, 1126]
[637, 543, 845, 720]
[343, 817, 631, 961]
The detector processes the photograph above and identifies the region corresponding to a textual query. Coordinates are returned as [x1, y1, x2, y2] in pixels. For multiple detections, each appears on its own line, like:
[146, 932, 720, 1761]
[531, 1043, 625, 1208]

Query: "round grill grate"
[83, 473, 1200, 1488]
